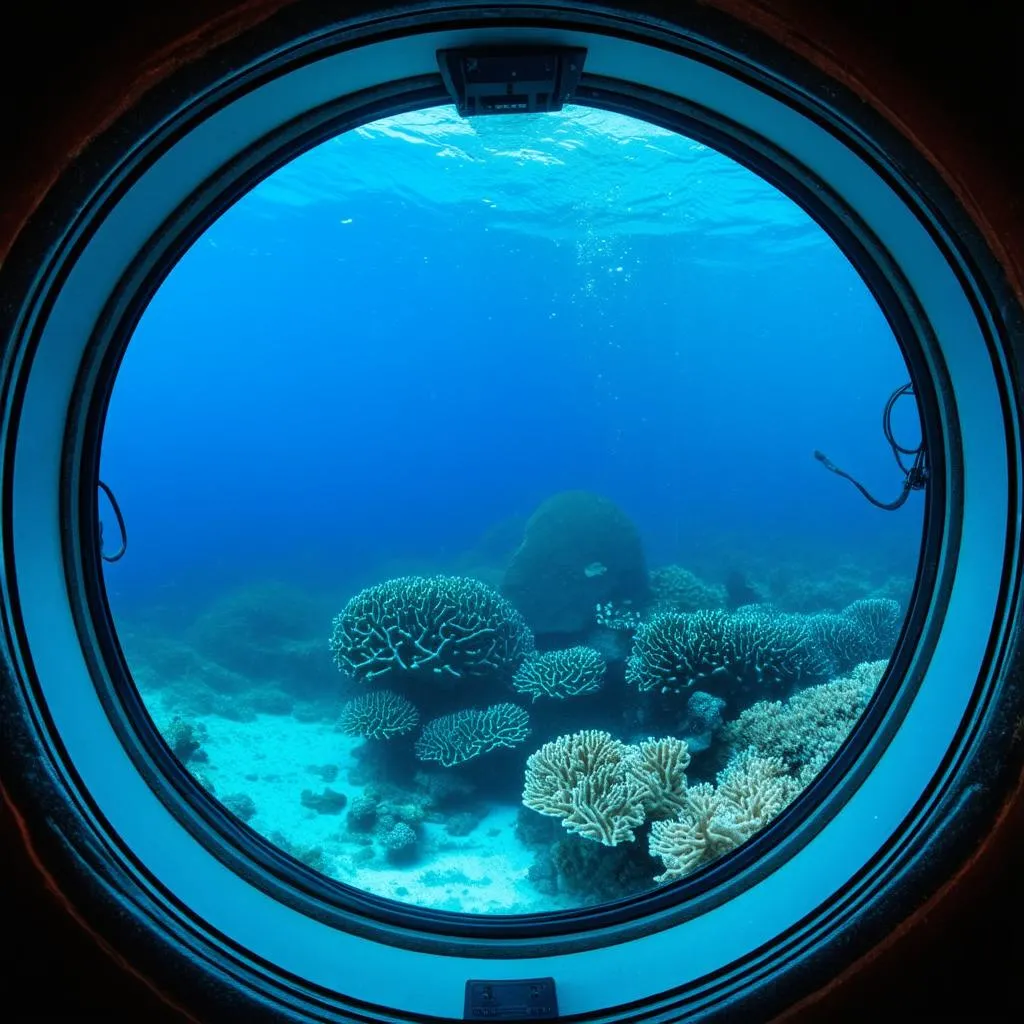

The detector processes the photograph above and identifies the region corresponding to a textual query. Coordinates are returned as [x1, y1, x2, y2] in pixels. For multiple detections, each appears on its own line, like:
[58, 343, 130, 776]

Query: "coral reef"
[649, 566, 727, 613]
[548, 835, 657, 903]
[380, 820, 420, 865]
[629, 737, 692, 819]
[521, 726, 817, 891]
[337, 690, 419, 739]
[221, 792, 257, 822]
[648, 749, 798, 882]
[330, 575, 534, 684]
[512, 646, 607, 701]
[267, 830, 328, 873]
[626, 606, 826, 701]
[346, 794, 378, 832]
[683, 691, 728, 745]
[165, 715, 208, 765]
[842, 598, 902, 660]
[414, 703, 531, 766]
[809, 599, 901, 675]
[502, 491, 649, 636]
[522, 730, 692, 847]
[300, 787, 349, 814]
[721, 660, 888, 780]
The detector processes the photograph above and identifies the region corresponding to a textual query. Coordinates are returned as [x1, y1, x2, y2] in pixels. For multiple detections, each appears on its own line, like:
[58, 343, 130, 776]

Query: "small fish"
[584, 561, 608, 578]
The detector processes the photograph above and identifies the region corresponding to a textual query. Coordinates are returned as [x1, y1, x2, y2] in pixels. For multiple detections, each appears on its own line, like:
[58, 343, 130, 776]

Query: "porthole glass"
[100, 103, 922, 915]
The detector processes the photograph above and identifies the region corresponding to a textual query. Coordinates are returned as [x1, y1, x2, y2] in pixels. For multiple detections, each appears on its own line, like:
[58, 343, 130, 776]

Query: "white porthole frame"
[4, 10, 1016, 1022]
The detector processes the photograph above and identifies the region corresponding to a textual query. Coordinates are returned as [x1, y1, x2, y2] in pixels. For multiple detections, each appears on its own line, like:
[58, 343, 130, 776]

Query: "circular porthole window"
[102, 101, 923, 922]
[2, 4, 1021, 1022]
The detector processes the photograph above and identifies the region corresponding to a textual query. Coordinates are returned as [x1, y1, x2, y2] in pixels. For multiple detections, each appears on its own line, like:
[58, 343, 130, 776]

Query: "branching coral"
[524, 729, 802, 884]
[337, 690, 419, 739]
[721, 659, 887, 778]
[522, 729, 629, 819]
[561, 763, 647, 846]
[329, 575, 534, 684]
[522, 730, 692, 847]
[841, 598, 902, 661]
[649, 565, 727, 613]
[626, 610, 726, 694]
[808, 611, 870, 675]
[627, 737, 692, 819]
[648, 749, 798, 882]
[414, 702, 530, 767]
[512, 646, 606, 701]
[626, 606, 825, 698]
[729, 605, 831, 684]
[809, 599, 901, 674]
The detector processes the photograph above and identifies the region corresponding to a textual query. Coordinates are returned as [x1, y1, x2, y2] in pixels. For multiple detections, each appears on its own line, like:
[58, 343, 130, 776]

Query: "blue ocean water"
[101, 105, 923, 912]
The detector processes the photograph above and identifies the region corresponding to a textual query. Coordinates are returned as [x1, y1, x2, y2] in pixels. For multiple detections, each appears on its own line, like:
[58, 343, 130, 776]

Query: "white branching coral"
[414, 703, 530, 766]
[337, 690, 419, 739]
[329, 575, 534, 683]
[522, 730, 691, 847]
[524, 730, 802, 881]
[721, 659, 887, 778]
[626, 737, 692, 819]
[648, 748, 799, 882]
[512, 646, 607, 701]
[562, 763, 647, 846]
[522, 729, 629, 820]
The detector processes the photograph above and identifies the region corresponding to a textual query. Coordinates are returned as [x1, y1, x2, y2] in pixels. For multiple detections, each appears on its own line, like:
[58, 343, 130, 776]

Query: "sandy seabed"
[144, 689, 571, 915]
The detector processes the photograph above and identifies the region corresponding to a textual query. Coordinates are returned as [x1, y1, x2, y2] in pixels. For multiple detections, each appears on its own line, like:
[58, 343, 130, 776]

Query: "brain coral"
[329, 575, 534, 685]
[502, 491, 650, 636]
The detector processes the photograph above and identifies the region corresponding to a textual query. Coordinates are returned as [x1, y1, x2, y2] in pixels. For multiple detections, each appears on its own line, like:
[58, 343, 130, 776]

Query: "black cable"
[813, 383, 928, 510]
[98, 479, 127, 561]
